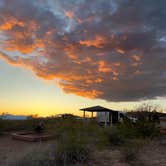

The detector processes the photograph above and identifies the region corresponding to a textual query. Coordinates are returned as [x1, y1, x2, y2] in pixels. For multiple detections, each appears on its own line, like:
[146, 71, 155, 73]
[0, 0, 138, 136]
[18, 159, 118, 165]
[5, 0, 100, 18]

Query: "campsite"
[0, 0, 166, 165]
[0, 105, 166, 166]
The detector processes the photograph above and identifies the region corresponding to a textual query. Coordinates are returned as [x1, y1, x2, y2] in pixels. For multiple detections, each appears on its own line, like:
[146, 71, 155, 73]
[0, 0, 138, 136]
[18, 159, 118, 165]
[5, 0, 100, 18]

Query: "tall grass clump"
[55, 134, 90, 165]
[122, 144, 139, 165]
[0, 119, 38, 132]
[47, 118, 109, 149]
[104, 126, 125, 146]
[116, 117, 138, 138]
[103, 117, 138, 147]
[121, 139, 146, 165]
[46, 118, 100, 165]
[129, 103, 160, 138]
[102, 114, 160, 150]
[135, 118, 160, 138]
[113, 116, 159, 140]
[0, 119, 3, 135]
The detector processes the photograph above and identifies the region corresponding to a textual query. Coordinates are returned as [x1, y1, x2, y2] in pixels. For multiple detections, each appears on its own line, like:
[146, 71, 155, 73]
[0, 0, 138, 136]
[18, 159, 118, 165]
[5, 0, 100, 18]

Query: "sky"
[0, 0, 166, 116]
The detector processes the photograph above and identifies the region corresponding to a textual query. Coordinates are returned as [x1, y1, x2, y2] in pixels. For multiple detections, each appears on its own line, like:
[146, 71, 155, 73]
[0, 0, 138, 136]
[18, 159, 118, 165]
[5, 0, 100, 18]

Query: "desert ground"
[0, 134, 54, 166]
[0, 133, 165, 166]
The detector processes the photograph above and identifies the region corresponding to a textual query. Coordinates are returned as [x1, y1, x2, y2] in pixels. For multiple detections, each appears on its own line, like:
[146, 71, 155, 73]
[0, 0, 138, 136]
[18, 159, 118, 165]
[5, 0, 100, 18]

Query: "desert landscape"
[0, 106, 166, 166]
[0, 0, 166, 165]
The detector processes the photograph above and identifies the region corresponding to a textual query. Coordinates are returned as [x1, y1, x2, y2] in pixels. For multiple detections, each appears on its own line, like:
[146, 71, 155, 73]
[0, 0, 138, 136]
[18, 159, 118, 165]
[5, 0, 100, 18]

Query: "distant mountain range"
[0, 114, 28, 120]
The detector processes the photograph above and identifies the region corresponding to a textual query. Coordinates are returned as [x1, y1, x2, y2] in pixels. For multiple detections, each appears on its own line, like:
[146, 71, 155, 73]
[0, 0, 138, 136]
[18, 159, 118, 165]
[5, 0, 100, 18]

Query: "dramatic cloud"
[0, 0, 166, 101]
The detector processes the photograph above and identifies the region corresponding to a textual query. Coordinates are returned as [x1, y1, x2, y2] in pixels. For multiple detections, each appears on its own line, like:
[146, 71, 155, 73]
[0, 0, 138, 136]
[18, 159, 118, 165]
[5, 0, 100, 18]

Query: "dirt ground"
[0, 134, 54, 166]
[0, 134, 166, 166]
[137, 137, 166, 166]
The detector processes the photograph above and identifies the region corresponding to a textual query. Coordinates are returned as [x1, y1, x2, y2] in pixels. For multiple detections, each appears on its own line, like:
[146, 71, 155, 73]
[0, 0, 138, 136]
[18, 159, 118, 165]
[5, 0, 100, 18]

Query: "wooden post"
[110, 112, 112, 127]
[91, 111, 93, 118]
[83, 110, 85, 118]
[105, 112, 107, 128]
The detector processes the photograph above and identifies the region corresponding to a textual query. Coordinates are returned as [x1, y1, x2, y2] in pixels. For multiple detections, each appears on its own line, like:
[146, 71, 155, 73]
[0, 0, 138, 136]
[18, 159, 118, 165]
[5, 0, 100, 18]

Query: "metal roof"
[80, 105, 117, 112]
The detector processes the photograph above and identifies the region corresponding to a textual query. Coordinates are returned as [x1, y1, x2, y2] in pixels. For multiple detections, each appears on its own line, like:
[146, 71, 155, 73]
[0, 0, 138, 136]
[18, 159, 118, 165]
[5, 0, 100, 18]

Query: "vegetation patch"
[55, 136, 90, 165]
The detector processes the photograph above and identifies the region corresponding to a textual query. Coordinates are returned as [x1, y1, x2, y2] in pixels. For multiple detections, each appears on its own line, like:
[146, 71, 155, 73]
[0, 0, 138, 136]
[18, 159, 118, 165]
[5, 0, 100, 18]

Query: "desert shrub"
[9, 133, 90, 166]
[122, 139, 146, 165]
[0, 119, 37, 132]
[94, 131, 110, 150]
[135, 119, 160, 138]
[0, 119, 3, 135]
[122, 145, 138, 163]
[46, 119, 94, 165]
[122, 140, 142, 162]
[113, 116, 159, 139]
[103, 118, 159, 148]
[55, 135, 91, 165]
[47, 118, 109, 149]
[104, 120, 137, 144]
[104, 127, 125, 146]
[0, 117, 60, 132]
[126, 103, 161, 138]
[117, 117, 138, 138]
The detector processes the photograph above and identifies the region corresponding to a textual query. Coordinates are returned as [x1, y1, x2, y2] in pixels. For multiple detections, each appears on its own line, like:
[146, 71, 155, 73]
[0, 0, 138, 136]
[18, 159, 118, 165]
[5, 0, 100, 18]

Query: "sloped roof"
[80, 105, 116, 112]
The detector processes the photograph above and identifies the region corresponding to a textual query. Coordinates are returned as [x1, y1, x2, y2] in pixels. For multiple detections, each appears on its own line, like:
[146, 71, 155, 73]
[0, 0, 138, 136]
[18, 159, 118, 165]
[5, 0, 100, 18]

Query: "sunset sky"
[0, 0, 166, 116]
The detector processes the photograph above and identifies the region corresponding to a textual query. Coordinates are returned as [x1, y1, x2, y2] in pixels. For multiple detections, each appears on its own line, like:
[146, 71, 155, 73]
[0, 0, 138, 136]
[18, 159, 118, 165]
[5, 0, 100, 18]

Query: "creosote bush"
[121, 139, 146, 165]
[55, 135, 90, 165]
[135, 119, 160, 138]
[101, 115, 160, 150]
[122, 145, 138, 163]
[9, 135, 90, 166]
[47, 118, 109, 149]
[0, 119, 2, 135]
[104, 127, 125, 146]
[47, 118, 94, 165]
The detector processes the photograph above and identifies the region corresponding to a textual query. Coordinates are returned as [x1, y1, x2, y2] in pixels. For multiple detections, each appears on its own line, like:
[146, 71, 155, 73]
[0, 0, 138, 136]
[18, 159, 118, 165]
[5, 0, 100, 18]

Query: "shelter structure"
[80, 105, 120, 127]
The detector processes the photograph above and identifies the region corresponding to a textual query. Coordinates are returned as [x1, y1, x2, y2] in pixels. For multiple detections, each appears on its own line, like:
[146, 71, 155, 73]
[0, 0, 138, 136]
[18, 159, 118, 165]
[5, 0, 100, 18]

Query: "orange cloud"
[79, 35, 105, 48]
[59, 82, 103, 99]
[64, 44, 78, 60]
[4, 39, 44, 54]
[98, 61, 112, 73]
[1, 20, 45, 54]
[74, 89, 103, 99]
[116, 48, 125, 54]
[64, 10, 74, 19]
[0, 18, 24, 30]
[132, 55, 141, 61]
[0, 52, 34, 70]
[131, 55, 142, 67]
[98, 61, 119, 76]
[0, 0, 165, 102]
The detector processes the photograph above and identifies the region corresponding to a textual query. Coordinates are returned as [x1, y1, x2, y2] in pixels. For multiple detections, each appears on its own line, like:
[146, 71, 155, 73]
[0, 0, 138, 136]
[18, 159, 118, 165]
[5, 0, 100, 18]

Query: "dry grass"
[0, 115, 165, 166]
[0, 135, 166, 166]
[0, 135, 55, 166]
[137, 139, 166, 166]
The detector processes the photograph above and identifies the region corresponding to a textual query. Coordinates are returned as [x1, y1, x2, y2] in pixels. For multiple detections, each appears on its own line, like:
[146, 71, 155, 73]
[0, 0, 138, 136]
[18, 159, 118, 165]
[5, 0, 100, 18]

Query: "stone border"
[11, 131, 53, 142]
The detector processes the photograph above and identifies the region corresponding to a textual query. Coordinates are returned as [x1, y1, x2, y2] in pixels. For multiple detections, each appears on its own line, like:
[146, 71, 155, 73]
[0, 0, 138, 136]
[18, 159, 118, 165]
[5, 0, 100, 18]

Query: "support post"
[91, 111, 93, 118]
[110, 112, 112, 127]
[83, 110, 85, 118]
[105, 112, 107, 128]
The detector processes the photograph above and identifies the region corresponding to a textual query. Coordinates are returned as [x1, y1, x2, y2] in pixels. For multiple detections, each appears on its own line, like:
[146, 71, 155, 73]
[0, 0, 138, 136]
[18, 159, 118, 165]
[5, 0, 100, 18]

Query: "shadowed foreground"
[0, 133, 165, 166]
[0, 110, 166, 166]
